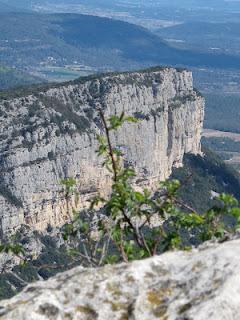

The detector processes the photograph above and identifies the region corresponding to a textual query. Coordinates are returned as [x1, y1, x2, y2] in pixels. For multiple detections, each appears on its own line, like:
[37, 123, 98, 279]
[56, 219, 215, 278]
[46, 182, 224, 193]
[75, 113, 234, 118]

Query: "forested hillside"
[172, 147, 240, 212]
[1, 13, 240, 74]
[0, 65, 43, 90]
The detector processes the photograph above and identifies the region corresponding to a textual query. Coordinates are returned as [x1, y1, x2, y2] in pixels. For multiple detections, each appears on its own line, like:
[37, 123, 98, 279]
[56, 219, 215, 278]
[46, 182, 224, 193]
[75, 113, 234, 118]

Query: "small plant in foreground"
[62, 110, 240, 265]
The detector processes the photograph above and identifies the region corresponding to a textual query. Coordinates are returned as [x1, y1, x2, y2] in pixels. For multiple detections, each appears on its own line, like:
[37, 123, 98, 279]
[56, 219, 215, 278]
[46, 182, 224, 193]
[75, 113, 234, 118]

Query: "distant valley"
[1, 0, 240, 174]
[1, 12, 240, 88]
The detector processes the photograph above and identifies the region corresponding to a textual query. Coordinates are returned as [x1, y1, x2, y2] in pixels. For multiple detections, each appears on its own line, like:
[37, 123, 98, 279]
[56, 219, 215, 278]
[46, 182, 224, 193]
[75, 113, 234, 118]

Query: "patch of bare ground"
[203, 129, 240, 142]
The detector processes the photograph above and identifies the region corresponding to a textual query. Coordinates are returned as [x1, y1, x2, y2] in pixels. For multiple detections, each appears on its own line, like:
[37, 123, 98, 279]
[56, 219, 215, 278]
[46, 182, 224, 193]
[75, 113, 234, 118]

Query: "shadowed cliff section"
[172, 147, 240, 212]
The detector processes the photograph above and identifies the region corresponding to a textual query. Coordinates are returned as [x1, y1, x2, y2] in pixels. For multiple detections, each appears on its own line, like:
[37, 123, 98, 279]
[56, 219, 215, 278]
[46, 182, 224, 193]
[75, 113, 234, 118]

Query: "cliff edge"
[0, 67, 204, 232]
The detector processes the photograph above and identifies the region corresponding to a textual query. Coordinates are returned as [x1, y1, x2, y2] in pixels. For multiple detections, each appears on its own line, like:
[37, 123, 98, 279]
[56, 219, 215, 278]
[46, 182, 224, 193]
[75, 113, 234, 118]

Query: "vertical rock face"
[0, 67, 204, 233]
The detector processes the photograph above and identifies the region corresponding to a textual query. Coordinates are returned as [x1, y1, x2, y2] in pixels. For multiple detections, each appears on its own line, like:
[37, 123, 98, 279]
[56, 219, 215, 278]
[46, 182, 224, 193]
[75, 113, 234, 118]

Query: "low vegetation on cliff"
[172, 147, 240, 212]
[61, 112, 240, 264]
[0, 111, 240, 298]
[0, 111, 240, 300]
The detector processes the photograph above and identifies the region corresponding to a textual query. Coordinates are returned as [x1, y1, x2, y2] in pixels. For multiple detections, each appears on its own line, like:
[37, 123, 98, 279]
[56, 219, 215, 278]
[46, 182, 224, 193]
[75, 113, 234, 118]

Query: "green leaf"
[134, 192, 145, 202]
[219, 193, 238, 207]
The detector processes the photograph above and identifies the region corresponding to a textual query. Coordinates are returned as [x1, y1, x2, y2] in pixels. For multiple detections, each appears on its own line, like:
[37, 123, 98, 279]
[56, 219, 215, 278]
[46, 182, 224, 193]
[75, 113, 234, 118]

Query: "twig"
[173, 197, 197, 213]
[99, 109, 118, 182]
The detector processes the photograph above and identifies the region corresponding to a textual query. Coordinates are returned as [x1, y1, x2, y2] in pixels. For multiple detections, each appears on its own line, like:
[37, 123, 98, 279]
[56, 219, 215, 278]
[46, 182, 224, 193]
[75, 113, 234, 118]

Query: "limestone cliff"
[0, 67, 204, 233]
[0, 236, 239, 320]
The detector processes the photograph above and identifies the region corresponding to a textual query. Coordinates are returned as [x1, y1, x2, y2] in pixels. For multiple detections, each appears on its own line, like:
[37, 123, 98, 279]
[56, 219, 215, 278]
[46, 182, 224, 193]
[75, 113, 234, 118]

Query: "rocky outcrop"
[0, 236, 239, 320]
[0, 67, 204, 233]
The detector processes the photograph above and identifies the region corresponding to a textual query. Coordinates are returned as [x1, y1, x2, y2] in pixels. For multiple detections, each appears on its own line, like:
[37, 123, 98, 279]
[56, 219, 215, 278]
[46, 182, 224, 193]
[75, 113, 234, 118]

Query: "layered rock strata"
[0, 67, 204, 232]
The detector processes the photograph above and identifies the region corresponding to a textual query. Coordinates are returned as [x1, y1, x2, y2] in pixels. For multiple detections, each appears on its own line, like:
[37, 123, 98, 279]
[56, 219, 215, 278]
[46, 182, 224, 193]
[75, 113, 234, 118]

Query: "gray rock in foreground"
[0, 237, 239, 319]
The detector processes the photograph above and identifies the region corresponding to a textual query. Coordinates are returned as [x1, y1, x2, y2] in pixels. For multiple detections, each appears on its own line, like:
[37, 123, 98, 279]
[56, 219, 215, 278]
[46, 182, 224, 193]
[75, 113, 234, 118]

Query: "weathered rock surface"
[0, 67, 204, 233]
[0, 237, 240, 319]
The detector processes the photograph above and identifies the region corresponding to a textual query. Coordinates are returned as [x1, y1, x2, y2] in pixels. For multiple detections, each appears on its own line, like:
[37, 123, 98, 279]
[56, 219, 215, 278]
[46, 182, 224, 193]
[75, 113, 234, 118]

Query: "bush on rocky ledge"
[61, 111, 240, 266]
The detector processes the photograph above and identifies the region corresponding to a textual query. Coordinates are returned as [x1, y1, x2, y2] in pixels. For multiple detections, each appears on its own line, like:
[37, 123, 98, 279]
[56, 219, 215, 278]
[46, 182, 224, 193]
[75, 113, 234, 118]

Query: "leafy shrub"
[0, 110, 240, 300]
[62, 111, 240, 265]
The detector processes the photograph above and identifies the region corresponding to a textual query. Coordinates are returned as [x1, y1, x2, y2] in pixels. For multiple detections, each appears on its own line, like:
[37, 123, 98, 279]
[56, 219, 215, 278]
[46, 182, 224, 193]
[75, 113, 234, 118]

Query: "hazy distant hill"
[0, 0, 234, 11]
[1, 12, 240, 74]
[157, 21, 240, 57]
[0, 0, 31, 10]
[0, 1, 20, 12]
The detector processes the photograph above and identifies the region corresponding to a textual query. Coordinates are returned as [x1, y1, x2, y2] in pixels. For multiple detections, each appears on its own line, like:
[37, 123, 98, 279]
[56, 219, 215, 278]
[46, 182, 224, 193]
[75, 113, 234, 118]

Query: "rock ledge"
[0, 237, 239, 319]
